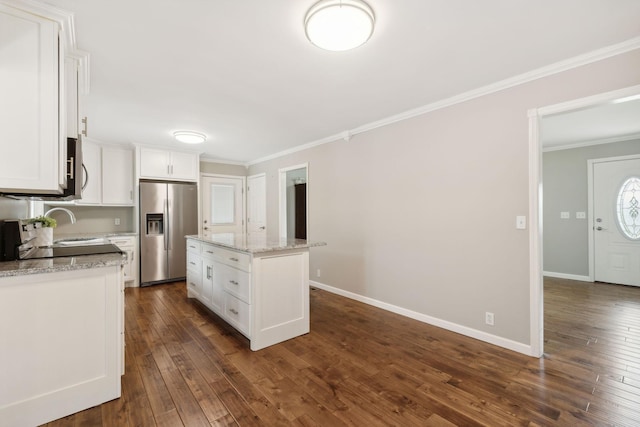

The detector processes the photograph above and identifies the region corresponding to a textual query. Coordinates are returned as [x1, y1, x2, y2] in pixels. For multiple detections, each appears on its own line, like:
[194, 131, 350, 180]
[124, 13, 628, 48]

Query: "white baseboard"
[309, 280, 534, 357]
[543, 271, 591, 282]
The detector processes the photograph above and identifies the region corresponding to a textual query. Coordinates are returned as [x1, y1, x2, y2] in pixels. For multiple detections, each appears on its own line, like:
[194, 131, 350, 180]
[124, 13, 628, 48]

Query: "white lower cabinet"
[108, 236, 138, 287]
[0, 266, 123, 427]
[186, 238, 310, 351]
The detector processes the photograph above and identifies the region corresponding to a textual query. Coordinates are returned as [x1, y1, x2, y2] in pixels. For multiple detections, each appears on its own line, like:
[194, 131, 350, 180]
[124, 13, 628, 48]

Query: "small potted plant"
[27, 216, 57, 247]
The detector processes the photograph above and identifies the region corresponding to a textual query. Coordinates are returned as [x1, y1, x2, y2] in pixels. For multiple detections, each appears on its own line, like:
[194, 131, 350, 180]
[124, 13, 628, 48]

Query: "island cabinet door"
[251, 250, 310, 351]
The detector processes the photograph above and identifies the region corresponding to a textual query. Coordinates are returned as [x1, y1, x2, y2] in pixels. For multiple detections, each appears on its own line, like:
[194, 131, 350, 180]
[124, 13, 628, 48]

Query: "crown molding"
[1, 0, 77, 49]
[247, 36, 640, 166]
[543, 132, 640, 152]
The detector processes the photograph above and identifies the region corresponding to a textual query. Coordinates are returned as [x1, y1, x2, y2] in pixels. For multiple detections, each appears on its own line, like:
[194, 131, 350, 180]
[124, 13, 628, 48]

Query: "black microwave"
[0, 137, 84, 201]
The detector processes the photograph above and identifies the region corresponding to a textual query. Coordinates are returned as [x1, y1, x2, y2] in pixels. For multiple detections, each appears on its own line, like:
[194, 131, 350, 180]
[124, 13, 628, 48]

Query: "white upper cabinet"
[0, 1, 88, 195]
[102, 146, 134, 205]
[138, 147, 199, 182]
[65, 53, 88, 139]
[65, 57, 79, 139]
[77, 139, 134, 206]
[0, 3, 61, 193]
[78, 139, 101, 204]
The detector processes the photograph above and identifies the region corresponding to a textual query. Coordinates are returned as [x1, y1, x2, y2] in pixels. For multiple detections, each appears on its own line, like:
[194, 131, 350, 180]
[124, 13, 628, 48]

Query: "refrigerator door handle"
[163, 198, 169, 250]
[166, 197, 171, 249]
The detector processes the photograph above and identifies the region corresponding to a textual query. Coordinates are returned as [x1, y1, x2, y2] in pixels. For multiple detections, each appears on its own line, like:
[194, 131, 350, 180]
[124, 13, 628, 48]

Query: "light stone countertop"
[53, 232, 138, 241]
[0, 252, 126, 278]
[186, 233, 327, 254]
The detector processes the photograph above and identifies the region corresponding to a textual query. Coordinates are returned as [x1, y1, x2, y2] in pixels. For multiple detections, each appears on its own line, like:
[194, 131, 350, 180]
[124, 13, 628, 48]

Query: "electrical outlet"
[576, 212, 586, 219]
[316, 269, 321, 278]
[560, 212, 570, 219]
[114, 218, 120, 226]
[485, 312, 495, 326]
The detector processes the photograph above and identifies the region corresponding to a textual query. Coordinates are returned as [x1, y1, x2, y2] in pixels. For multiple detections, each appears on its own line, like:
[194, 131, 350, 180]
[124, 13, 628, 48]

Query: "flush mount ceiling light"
[304, 0, 375, 51]
[173, 131, 206, 144]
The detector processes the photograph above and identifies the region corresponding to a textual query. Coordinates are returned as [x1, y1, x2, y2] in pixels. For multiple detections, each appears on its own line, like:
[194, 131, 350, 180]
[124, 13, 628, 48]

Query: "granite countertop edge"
[53, 232, 138, 240]
[186, 234, 327, 254]
[0, 253, 126, 278]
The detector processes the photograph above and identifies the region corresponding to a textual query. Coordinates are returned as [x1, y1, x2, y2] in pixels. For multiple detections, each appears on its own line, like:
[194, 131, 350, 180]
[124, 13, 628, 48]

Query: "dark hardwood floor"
[43, 277, 640, 426]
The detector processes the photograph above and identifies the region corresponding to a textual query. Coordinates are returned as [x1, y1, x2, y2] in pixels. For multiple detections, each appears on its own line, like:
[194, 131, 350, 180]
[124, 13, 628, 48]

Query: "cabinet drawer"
[187, 252, 202, 273]
[187, 239, 201, 254]
[220, 263, 251, 304]
[224, 293, 250, 337]
[201, 243, 219, 258]
[217, 247, 251, 272]
[186, 270, 201, 296]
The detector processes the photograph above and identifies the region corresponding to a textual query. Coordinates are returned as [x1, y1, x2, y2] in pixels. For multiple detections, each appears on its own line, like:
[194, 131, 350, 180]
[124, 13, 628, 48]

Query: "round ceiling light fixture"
[304, 0, 375, 51]
[173, 130, 206, 144]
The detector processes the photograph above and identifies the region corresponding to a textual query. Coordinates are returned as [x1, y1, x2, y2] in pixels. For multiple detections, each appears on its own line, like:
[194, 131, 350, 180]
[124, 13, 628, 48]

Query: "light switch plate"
[516, 216, 526, 230]
[560, 212, 570, 219]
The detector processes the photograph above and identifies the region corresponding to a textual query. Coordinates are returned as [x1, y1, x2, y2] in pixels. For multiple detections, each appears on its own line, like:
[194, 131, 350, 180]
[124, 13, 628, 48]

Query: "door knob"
[204, 227, 209, 230]
[596, 226, 606, 231]
[259, 226, 266, 230]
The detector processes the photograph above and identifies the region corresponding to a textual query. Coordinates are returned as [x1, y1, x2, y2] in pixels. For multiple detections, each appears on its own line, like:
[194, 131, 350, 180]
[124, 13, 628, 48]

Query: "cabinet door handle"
[67, 157, 75, 180]
[81, 117, 88, 136]
[206, 265, 212, 279]
[229, 280, 238, 285]
[189, 261, 196, 266]
[82, 164, 89, 191]
[205, 250, 214, 254]
[229, 308, 238, 315]
[229, 257, 239, 262]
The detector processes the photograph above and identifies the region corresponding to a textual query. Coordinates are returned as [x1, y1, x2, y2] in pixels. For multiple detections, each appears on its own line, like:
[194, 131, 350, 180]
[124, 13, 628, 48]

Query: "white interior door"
[247, 173, 266, 238]
[201, 175, 245, 235]
[594, 157, 640, 286]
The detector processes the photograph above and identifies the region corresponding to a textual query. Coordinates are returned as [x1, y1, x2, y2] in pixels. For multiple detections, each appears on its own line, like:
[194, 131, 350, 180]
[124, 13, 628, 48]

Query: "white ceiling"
[43, 0, 640, 163]
[542, 99, 640, 149]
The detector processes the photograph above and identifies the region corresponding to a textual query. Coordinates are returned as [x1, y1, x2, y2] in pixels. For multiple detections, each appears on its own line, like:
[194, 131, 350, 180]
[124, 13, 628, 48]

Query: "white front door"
[594, 157, 640, 286]
[201, 175, 245, 235]
[247, 173, 267, 238]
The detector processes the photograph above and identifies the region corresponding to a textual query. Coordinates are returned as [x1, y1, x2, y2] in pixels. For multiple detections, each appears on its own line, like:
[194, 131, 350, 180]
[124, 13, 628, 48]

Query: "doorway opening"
[278, 164, 308, 240]
[529, 84, 640, 357]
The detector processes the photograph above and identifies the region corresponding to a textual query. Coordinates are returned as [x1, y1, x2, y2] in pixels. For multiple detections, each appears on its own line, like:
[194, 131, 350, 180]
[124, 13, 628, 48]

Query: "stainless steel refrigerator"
[139, 180, 198, 286]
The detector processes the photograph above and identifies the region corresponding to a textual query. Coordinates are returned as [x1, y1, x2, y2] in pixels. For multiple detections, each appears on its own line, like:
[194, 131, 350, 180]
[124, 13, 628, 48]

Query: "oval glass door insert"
[616, 176, 640, 240]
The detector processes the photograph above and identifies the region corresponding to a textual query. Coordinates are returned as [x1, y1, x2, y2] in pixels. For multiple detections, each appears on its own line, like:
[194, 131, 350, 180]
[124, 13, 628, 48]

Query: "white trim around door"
[527, 83, 640, 358]
[278, 163, 309, 240]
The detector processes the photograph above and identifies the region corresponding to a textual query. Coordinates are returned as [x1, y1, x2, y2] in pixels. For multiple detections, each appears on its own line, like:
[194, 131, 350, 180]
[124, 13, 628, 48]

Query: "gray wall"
[43, 204, 135, 236]
[248, 49, 640, 347]
[200, 160, 247, 176]
[0, 198, 28, 219]
[543, 139, 640, 276]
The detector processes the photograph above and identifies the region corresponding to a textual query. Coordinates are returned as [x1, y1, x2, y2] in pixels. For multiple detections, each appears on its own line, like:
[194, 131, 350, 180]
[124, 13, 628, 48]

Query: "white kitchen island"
[185, 234, 326, 351]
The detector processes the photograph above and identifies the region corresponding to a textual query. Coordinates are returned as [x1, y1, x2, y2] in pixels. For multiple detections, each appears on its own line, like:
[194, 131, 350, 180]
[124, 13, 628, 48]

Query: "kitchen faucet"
[44, 208, 77, 224]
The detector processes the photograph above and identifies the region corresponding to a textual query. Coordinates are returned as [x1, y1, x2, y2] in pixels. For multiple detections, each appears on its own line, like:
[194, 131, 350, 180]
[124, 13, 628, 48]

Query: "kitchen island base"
[186, 235, 324, 351]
